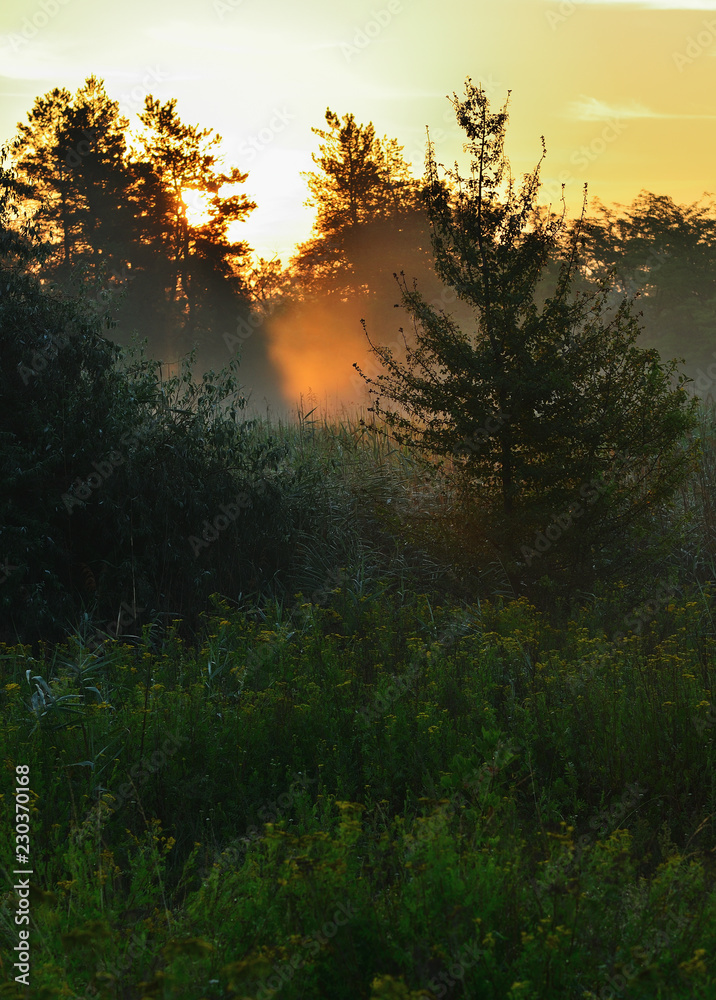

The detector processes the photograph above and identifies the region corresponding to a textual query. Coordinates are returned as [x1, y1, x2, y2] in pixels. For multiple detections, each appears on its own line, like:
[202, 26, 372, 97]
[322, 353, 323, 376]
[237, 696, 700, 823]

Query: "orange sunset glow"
[1, 0, 715, 411]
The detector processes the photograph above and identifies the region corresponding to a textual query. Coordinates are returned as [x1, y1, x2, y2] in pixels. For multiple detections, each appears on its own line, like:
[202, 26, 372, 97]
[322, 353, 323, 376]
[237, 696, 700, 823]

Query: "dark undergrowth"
[1, 577, 716, 998]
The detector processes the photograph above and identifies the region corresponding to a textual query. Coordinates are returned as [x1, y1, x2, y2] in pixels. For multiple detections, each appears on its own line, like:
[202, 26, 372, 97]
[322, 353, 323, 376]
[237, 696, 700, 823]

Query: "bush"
[0, 250, 330, 641]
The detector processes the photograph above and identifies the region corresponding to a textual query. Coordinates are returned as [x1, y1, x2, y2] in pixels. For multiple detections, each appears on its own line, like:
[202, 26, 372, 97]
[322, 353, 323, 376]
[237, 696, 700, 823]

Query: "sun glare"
[181, 188, 213, 226]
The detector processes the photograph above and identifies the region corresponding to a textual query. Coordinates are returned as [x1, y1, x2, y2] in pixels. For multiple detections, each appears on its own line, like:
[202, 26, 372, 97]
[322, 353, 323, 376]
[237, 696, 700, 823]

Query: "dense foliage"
[358, 82, 699, 591]
[578, 190, 716, 377]
[0, 247, 372, 643]
[1, 581, 716, 998]
[3, 78, 716, 1000]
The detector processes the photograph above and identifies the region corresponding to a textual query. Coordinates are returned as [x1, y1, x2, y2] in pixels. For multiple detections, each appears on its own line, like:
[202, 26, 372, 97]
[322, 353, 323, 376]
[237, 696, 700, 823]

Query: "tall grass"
[5, 338, 716, 996]
[2, 579, 715, 998]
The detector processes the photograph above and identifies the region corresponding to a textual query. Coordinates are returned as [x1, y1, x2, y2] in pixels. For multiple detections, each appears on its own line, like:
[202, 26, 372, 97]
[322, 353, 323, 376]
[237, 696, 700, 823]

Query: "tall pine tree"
[358, 80, 698, 585]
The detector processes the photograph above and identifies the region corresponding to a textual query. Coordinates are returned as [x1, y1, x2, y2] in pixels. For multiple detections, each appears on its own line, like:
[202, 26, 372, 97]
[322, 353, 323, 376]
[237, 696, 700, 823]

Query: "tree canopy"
[358, 80, 698, 584]
[291, 108, 427, 295]
[577, 191, 716, 377]
[10, 77, 260, 372]
[13, 76, 134, 274]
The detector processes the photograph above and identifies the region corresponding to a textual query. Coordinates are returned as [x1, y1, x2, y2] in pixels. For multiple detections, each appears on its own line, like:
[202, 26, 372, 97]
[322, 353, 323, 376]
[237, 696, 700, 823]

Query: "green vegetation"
[2, 359, 716, 995]
[358, 82, 699, 595]
[3, 78, 716, 1000]
[2, 565, 716, 998]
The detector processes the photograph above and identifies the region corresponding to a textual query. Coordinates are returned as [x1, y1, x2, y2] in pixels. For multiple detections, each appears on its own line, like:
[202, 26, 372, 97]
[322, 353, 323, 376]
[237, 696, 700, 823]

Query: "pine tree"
[13, 77, 134, 275]
[134, 96, 256, 356]
[292, 108, 424, 294]
[357, 80, 698, 581]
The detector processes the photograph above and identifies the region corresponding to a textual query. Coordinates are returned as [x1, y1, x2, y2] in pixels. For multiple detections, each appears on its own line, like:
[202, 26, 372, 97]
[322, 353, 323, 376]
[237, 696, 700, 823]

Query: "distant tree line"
[7, 77, 260, 374]
[0, 75, 710, 637]
[5, 77, 716, 386]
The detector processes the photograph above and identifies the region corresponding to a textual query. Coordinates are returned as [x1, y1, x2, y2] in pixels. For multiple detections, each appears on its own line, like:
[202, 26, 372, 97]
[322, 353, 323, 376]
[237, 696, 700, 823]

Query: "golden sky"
[1, 0, 715, 262]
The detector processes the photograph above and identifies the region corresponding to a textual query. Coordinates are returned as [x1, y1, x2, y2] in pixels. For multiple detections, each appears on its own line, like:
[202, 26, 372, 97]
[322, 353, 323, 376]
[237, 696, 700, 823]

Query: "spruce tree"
[357, 80, 698, 583]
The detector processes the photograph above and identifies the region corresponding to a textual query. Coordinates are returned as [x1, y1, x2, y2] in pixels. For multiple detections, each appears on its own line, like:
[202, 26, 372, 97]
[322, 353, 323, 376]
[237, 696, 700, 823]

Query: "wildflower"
[679, 949, 707, 976]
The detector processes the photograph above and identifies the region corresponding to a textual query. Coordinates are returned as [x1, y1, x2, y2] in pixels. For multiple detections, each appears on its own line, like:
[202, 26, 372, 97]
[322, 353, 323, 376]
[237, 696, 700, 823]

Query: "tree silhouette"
[578, 192, 716, 377]
[13, 77, 135, 278]
[11, 81, 261, 373]
[134, 96, 257, 358]
[358, 80, 698, 583]
[292, 108, 425, 294]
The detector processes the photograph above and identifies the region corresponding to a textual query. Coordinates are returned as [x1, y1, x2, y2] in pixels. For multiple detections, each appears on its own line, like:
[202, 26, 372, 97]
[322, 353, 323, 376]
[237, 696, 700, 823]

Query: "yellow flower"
[679, 948, 707, 976]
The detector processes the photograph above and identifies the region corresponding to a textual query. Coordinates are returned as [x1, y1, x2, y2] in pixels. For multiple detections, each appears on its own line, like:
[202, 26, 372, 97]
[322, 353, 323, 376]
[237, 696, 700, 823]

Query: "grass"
[2, 396, 716, 999]
[1, 571, 716, 998]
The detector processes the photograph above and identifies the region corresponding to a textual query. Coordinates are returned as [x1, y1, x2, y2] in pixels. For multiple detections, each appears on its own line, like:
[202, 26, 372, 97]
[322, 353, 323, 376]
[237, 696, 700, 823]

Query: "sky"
[1, 0, 715, 265]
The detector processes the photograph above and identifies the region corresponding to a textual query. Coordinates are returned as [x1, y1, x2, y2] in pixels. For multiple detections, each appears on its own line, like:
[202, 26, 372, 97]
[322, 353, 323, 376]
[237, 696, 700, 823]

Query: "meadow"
[2, 399, 716, 1000]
